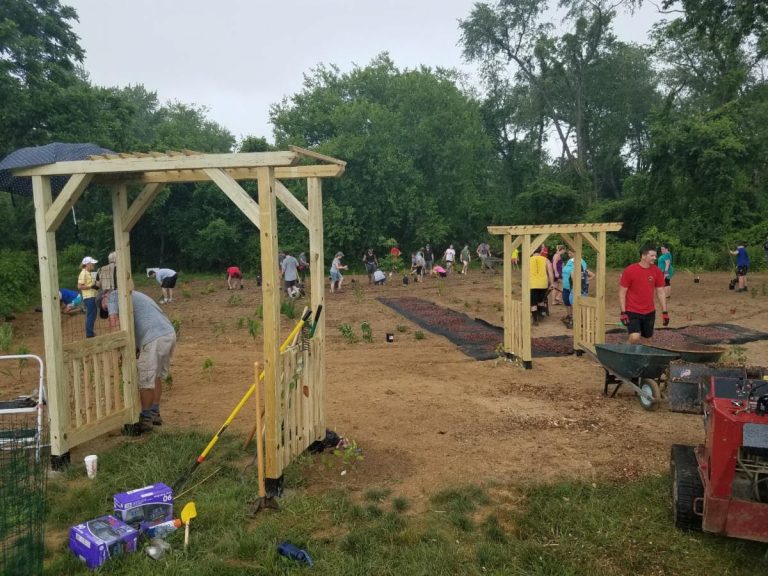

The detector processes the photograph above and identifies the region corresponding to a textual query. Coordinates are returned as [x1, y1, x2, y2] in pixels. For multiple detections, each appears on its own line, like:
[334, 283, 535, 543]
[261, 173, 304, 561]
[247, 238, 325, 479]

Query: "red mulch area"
[379, 297, 768, 360]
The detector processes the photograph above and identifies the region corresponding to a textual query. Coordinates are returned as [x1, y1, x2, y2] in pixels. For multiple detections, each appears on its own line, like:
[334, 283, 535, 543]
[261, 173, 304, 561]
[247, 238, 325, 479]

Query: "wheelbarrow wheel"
[638, 378, 660, 411]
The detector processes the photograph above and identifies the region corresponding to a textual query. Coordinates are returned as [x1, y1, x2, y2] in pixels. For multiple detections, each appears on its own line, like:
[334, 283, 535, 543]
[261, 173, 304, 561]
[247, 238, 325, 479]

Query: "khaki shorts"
[137, 333, 176, 390]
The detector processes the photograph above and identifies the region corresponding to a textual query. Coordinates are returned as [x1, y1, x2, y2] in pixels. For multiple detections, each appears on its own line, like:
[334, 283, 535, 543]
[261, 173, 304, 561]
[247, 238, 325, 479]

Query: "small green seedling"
[414, 331, 425, 340]
[248, 319, 260, 340]
[339, 324, 357, 344]
[361, 321, 373, 343]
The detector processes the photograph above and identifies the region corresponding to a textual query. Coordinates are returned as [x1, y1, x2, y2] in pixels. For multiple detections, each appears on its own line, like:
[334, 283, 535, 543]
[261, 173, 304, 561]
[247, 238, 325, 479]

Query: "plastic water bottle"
[277, 541, 313, 566]
[146, 519, 182, 538]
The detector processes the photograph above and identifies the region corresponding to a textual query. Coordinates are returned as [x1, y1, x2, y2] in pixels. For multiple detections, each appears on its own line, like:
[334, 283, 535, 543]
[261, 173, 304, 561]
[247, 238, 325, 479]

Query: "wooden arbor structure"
[487, 223, 623, 368]
[20, 146, 343, 482]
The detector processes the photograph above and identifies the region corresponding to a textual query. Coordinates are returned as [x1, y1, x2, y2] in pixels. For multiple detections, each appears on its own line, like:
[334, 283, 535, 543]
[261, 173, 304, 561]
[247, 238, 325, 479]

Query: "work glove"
[620, 312, 629, 327]
[662, 311, 670, 327]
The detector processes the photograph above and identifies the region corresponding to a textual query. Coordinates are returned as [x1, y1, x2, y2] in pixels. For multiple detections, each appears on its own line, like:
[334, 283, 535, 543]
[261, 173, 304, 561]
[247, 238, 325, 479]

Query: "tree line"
[1, 0, 767, 317]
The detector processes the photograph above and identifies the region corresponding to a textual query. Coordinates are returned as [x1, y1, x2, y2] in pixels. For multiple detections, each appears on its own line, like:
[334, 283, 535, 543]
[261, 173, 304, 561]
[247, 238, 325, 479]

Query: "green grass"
[43, 431, 768, 575]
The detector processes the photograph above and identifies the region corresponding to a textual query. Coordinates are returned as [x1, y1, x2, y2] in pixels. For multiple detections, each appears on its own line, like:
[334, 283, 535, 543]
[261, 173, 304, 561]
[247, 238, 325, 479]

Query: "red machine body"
[673, 376, 768, 542]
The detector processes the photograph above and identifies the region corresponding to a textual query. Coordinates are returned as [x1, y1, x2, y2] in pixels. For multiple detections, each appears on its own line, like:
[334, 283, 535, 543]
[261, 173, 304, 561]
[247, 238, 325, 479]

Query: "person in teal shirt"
[657, 244, 674, 299]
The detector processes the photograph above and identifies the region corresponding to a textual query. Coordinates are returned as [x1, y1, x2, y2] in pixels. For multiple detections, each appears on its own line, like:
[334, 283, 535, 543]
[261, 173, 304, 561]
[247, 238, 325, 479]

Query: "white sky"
[67, 0, 665, 145]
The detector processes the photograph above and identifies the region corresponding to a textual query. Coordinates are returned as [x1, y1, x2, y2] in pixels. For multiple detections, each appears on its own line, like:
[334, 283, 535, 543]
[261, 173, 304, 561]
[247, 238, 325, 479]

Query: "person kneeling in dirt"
[432, 264, 448, 278]
[100, 289, 176, 433]
[619, 243, 668, 344]
[373, 268, 387, 285]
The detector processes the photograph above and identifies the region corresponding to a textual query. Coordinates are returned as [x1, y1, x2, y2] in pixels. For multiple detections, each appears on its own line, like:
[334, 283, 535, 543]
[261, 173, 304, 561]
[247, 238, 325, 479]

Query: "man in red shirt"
[619, 244, 669, 344]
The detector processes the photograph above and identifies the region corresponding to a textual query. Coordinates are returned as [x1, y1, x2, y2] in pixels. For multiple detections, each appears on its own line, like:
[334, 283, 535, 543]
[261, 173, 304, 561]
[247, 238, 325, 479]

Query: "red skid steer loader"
[671, 375, 768, 542]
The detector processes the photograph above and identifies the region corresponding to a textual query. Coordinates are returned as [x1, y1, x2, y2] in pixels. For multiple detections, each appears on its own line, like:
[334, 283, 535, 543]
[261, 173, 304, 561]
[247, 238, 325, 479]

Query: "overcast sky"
[67, 0, 664, 145]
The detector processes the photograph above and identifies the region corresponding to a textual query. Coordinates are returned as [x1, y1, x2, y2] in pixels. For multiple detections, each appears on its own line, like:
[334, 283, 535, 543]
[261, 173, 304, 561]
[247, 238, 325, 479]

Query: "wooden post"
[521, 235, 532, 368]
[31, 175, 69, 458]
[595, 231, 607, 344]
[254, 362, 266, 499]
[503, 234, 513, 355]
[307, 177, 325, 441]
[256, 167, 281, 479]
[112, 184, 140, 421]
[573, 234, 583, 349]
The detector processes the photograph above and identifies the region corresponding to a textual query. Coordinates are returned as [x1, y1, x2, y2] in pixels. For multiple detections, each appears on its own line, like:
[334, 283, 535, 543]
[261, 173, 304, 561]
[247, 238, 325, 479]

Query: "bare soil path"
[4, 269, 768, 508]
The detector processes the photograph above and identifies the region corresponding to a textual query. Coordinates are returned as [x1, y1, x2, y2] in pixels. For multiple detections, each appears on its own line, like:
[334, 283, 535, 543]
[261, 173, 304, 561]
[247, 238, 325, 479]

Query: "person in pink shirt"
[227, 266, 243, 290]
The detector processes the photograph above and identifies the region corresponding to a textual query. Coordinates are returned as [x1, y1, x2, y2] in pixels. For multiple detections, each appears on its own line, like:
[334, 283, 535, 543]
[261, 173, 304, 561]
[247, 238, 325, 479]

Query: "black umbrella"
[0, 142, 115, 197]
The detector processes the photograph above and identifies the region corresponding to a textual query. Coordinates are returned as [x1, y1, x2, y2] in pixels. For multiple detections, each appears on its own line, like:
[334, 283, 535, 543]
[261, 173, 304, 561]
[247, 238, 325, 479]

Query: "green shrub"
[0, 250, 38, 318]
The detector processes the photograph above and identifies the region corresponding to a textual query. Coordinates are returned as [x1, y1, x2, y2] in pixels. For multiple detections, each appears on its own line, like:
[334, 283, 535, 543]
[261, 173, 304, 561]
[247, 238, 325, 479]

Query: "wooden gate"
[61, 331, 137, 449]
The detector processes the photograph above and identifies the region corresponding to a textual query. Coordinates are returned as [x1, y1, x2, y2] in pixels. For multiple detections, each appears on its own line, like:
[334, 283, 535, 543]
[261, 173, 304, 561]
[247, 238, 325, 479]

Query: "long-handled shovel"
[171, 307, 314, 492]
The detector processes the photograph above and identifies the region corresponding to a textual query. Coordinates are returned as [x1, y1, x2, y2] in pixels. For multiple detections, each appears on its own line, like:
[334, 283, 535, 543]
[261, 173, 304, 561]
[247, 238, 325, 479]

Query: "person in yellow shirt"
[530, 246, 553, 325]
[511, 247, 519, 270]
[77, 256, 99, 337]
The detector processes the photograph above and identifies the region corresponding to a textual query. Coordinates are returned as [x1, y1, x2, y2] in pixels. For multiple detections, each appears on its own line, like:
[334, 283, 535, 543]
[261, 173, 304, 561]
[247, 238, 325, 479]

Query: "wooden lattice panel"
[272, 344, 315, 473]
[576, 297, 598, 351]
[62, 332, 134, 446]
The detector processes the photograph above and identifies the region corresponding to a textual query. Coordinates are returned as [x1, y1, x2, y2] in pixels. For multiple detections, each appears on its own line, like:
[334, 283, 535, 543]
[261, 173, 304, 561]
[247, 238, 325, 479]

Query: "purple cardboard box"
[69, 515, 138, 569]
[113, 482, 174, 533]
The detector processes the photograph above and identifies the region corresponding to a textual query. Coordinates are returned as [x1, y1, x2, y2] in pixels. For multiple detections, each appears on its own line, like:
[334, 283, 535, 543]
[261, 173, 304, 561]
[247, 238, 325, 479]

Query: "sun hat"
[81, 256, 98, 265]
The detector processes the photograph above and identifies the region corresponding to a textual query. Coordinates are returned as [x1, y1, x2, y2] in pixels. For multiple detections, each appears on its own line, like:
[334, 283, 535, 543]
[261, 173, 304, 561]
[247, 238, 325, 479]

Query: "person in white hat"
[77, 256, 99, 337]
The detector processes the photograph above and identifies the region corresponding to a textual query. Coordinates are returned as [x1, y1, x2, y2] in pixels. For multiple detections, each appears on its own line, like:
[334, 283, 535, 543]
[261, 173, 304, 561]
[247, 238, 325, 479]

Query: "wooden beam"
[559, 233, 576, 251]
[32, 175, 69, 456]
[93, 164, 345, 186]
[257, 167, 282, 478]
[205, 168, 261, 228]
[275, 180, 309, 228]
[582, 231, 600, 252]
[307, 177, 326, 441]
[288, 145, 346, 166]
[528, 233, 550, 256]
[45, 173, 93, 232]
[15, 151, 299, 176]
[123, 183, 164, 232]
[488, 223, 623, 235]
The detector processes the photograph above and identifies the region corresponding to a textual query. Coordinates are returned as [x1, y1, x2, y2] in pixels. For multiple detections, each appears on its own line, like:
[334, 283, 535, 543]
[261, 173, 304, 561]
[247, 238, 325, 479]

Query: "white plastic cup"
[84, 454, 98, 479]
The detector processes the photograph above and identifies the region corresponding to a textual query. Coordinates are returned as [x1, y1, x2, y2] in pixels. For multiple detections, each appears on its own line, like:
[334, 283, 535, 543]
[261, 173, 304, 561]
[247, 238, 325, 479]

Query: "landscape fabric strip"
[379, 298, 768, 360]
[378, 297, 504, 361]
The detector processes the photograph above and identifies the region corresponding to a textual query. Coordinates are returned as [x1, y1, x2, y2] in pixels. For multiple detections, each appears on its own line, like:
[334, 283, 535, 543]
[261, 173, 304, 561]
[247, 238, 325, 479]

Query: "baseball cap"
[81, 256, 98, 265]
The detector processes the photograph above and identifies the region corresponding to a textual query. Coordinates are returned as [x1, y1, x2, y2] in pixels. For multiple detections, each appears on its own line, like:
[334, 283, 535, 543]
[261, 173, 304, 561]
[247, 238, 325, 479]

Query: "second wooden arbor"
[488, 223, 623, 368]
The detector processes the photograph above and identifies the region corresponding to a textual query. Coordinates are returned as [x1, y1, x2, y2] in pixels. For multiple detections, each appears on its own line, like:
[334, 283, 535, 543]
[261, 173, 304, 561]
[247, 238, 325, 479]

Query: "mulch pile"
[379, 297, 768, 361]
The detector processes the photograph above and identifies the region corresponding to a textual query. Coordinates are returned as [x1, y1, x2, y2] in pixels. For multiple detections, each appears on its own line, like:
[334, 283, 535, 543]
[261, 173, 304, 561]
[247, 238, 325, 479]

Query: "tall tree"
[460, 0, 656, 201]
[0, 0, 85, 155]
[270, 55, 498, 256]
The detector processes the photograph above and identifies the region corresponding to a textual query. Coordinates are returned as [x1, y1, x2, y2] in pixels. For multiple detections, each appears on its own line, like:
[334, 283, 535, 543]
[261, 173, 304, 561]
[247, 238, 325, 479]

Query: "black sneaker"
[137, 415, 154, 434]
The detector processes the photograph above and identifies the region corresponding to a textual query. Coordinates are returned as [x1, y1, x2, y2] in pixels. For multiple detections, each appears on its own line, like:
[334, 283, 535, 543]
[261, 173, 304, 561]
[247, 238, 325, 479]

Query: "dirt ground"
[5, 268, 768, 508]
